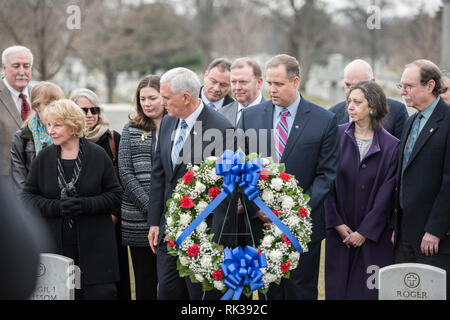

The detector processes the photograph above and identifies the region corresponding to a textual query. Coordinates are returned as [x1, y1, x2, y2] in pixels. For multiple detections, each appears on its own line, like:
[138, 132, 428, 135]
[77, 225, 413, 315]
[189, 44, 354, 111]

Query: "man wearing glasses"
[392, 59, 450, 299]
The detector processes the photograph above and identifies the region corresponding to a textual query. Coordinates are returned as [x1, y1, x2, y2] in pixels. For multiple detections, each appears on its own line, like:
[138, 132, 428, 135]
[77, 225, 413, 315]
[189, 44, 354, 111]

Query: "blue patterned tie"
[172, 119, 188, 169]
[402, 113, 423, 173]
[207, 102, 216, 110]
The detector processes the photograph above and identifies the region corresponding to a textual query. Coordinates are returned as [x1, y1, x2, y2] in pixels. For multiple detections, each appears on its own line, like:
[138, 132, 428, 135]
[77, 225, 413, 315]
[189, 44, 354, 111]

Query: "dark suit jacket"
[219, 95, 266, 126]
[237, 95, 340, 242]
[0, 79, 24, 177]
[147, 106, 235, 245]
[392, 98, 450, 253]
[329, 98, 408, 139]
[199, 85, 234, 109]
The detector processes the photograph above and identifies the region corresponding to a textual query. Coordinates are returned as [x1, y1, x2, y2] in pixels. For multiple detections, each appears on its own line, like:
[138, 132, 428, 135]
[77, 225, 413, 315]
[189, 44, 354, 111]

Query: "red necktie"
[19, 93, 30, 121]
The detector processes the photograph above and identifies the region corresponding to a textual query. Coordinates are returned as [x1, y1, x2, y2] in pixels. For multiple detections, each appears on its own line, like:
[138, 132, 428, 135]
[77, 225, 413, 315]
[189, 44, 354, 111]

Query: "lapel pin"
[295, 125, 299, 129]
[430, 128, 434, 133]
[193, 131, 197, 135]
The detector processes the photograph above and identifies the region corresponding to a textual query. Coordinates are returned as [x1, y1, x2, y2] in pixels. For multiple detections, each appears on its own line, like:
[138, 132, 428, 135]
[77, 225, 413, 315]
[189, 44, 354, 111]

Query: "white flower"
[196, 201, 208, 214]
[166, 216, 174, 227]
[200, 255, 212, 268]
[196, 221, 208, 233]
[207, 156, 218, 163]
[173, 193, 182, 200]
[262, 158, 270, 166]
[273, 226, 283, 237]
[287, 215, 301, 227]
[268, 250, 283, 263]
[192, 165, 200, 172]
[262, 235, 274, 247]
[270, 178, 283, 191]
[263, 273, 277, 284]
[289, 251, 300, 263]
[180, 256, 190, 266]
[194, 181, 206, 193]
[281, 196, 295, 210]
[214, 281, 225, 291]
[195, 274, 204, 282]
[261, 190, 274, 204]
[179, 213, 192, 227]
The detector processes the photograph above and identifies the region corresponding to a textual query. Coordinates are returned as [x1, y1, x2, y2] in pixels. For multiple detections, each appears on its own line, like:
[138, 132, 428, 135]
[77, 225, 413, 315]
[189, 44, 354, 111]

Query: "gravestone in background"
[29, 253, 77, 300]
[379, 263, 446, 300]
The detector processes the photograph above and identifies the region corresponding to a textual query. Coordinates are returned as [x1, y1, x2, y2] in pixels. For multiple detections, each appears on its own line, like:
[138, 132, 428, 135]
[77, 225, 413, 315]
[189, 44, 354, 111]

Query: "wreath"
[164, 150, 312, 299]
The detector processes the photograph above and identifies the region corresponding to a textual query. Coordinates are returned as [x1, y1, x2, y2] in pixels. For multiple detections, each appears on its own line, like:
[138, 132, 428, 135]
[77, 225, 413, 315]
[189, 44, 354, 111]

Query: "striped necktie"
[275, 109, 290, 162]
[207, 102, 216, 111]
[172, 119, 188, 169]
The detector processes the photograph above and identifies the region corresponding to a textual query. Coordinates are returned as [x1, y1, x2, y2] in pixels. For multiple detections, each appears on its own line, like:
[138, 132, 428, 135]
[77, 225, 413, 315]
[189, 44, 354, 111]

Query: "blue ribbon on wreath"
[220, 246, 267, 300]
[176, 150, 303, 255]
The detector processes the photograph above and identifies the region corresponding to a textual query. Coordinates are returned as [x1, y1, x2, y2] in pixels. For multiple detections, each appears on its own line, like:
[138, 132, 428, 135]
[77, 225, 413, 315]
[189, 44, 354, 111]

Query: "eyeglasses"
[81, 107, 100, 115]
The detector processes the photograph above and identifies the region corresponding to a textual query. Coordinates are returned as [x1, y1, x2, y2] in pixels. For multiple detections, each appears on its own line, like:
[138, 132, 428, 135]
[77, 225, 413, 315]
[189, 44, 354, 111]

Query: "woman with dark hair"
[324, 81, 399, 300]
[118, 75, 165, 300]
[22, 99, 122, 300]
[70, 88, 131, 300]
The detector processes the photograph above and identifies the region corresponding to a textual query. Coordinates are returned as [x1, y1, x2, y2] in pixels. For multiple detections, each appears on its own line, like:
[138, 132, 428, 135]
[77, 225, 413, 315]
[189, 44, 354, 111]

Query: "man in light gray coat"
[219, 57, 265, 126]
[0, 45, 33, 181]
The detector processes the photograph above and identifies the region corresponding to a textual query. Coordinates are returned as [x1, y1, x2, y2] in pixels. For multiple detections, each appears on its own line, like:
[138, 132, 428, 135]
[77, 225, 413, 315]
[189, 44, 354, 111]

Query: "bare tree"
[0, 0, 97, 80]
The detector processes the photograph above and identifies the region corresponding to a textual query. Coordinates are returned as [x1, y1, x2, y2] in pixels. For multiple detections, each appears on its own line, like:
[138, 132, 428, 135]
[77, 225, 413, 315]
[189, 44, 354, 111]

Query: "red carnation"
[208, 187, 221, 199]
[273, 210, 280, 217]
[281, 262, 291, 273]
[179, 195, 194, 209]
[168, 238, 175, 248]
[259, 168, 269, 180]
[280, 172, 291, 182]
[212, 269, 224, 281]
[187, 244, 200, 258]
[283, 235, 291, 246]
[182, 171, 195, 184]
[299, 208, 308, 218]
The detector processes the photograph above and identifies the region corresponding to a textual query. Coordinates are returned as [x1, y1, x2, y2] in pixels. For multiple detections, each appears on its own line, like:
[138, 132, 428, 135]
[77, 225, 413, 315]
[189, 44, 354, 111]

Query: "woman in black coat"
[70, 88, 131, 300]
[22, 99, 122, 300]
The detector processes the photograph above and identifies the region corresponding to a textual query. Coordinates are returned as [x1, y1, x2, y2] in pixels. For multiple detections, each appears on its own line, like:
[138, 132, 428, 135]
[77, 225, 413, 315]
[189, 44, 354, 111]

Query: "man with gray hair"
[329, 59, 408, 139]
[147, 67, 234, 299]
[440, 69, 450, 105]
[0, 45, 33, 181]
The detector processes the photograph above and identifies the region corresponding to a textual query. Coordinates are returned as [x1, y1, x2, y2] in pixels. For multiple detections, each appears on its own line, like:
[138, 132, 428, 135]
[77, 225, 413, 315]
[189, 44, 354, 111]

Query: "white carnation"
[270, 178, 283, 191]
[281, 196, 295, 210]
[195, 274, 204, 282]
[268, 250, 283, 263]
[179, 213, 192, 226]
[262, 158, 270, 166]
[289, 251, 300, 263]
[196, 221, 208, 233]
[179, 256, 189, 266]
[207, 156, 218, 163]
[200, 255, 212, 268]
[173, 193, 182, 200]
[196, 201, 208, 214]
[263, 273, 277, 284]
[262, 235, 274, 247]
[214, 281, 225, 291]
[287, 215, 301, 227]
[261, 190, 274, 204]
[195, 181, 206, 193]
[273, 226, 283, 237]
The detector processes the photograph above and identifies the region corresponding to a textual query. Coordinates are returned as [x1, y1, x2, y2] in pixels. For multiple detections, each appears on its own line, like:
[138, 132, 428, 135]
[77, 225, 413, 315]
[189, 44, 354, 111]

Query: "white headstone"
[29, 253, 76, 300]
[379, 263, 446, 300]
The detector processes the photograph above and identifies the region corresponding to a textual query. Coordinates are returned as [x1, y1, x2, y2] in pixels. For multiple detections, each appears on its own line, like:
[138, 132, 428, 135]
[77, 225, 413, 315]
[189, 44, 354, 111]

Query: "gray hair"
[441, 69, 450, 79]
[2, 45, 34, 66]
[344, 59, 374, 80]
[160, 67, 201, 99]
[69, 88, 109, 126]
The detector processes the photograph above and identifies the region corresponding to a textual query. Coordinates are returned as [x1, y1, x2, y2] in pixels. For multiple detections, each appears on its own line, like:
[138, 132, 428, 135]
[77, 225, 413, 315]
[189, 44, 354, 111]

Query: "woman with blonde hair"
[10, 81, 64, 192]
[22, 99, 122, 300]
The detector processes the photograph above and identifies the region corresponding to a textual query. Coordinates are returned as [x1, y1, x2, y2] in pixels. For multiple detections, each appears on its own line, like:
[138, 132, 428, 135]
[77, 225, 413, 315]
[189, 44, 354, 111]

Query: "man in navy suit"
[329, 59, 408, 139]
[200, 58, 234, 111]
[238, 54, 339, 300]
[392, 60, 450, 299]
[147, 67, 234, 299]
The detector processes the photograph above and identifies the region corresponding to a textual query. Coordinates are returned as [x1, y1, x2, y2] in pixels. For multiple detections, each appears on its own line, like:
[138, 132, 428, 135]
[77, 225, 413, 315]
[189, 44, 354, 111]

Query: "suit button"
[394, 209, 398, 214]
[395, 187, 398, 192]
[362, 164, 367, 169]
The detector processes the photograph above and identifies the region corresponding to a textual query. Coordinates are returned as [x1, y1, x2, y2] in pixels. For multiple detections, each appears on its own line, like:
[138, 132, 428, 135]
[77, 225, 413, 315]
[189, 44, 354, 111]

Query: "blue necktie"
[402, 113, 423, 173]
[400, 113, 423, 208]
[172, 119, 188, 169]
[207, 102, 216, 110]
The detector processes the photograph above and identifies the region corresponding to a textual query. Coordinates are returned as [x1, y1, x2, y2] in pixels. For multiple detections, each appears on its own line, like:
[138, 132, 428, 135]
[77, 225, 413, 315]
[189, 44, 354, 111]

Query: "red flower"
[187, 244, 200, 258]
[259, 168, 269, 180]
[281, 262, 291, 273]
[283, 235, 291, 246]
[299, 208, 308, 218]
[273, 210, 280, 217]
[168, 238, 175, 248]
[179, 195, 194, 209]
[280, 172, 291, 182]
[208, 187, 221, 199]
[182, 171, 195, 184]
[212, 269, 224, 281]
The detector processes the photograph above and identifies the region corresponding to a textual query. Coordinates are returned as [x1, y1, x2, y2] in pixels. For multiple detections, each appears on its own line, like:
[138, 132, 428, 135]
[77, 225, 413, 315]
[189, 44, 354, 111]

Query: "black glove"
[60, 197, 83, 219]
